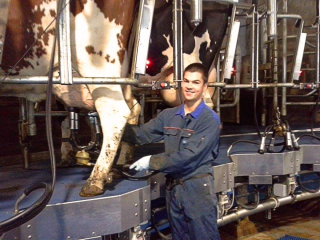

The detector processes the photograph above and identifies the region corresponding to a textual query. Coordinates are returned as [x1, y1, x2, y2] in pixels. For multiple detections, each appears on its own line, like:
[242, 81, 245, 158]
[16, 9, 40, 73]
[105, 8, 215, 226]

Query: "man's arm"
[122, 110, 166, 145]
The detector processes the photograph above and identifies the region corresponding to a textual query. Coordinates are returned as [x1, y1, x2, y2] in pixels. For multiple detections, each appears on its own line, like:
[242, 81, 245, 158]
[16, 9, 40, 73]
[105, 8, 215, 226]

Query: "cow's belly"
[0, 85, 47, 102]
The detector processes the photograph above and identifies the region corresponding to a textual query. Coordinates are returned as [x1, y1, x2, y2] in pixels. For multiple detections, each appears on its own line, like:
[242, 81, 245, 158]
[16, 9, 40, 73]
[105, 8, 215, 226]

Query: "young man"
[127, 63, 221, 240]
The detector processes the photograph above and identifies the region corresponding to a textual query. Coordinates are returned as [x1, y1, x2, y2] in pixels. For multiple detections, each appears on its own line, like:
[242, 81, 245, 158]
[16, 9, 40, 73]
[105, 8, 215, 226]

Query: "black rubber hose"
[235, 186, 260, 210]
[71, 130, 99, 151]
[151, 207, 172, 240]
[111, 167, 158, 180]
[297, 174, 320, 193]
[0, 183, 52, 234]
[0, 0, 62, 232]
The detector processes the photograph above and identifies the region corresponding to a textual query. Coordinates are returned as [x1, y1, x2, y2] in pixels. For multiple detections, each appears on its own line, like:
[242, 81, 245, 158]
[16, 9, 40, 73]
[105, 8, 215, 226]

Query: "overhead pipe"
[173, 0, 184, 89]
[281, 0, 288, 117]
[316, 0, 320, 87]
[218, 190, 320, 227]
[267, 0, 279, 114]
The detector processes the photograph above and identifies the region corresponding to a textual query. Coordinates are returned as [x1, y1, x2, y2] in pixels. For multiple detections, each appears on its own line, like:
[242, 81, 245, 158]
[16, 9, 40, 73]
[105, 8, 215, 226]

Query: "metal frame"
[0, 0, 10, 65]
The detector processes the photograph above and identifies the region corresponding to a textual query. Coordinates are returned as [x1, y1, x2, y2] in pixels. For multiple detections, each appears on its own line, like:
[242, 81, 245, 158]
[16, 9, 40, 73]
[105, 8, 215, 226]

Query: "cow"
[141, 0, 230, 109]
[0, 0, 230, 197]
[0, 0, 140, 197]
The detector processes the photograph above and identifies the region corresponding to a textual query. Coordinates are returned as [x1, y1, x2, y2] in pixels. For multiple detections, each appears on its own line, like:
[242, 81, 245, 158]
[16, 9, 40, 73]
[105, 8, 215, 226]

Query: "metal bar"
[317, 0, 320, 87]
[0, 75, 300, 89]
[267, 0, 277, 38]
[215, 55, 221, 116]
[218, 190, 320, 227]
[131, 0, 155, 76]
[281, 0, 288, 117]
[58, 0, 73, 85]
[252, 8, 259, 89]
[221, 5, 239, 81]
[289, 21, 306, 82]
[27, 101, 36, 136]
[0, 0, 10, 64]
[131, 0, 145, 78]
[286, 102, 320, 106]
[173, 0, 184, 88]
[277, 14, 302, 20]
[18, 98, 29, 169]
[0, 76, 139, 85]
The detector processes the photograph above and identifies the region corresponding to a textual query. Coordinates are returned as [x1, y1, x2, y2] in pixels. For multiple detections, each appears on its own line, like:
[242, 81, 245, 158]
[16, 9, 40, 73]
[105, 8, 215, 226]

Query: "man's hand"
[129, 155, 151, 171]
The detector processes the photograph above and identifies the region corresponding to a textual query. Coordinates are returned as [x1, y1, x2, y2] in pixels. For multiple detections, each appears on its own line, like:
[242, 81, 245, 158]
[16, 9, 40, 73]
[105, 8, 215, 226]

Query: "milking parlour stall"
[0, 0, 320, 239]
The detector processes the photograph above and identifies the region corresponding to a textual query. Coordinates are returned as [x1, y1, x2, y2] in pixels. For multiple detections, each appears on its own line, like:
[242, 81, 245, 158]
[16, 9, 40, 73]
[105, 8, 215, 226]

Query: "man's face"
[182, 71, 207, 103]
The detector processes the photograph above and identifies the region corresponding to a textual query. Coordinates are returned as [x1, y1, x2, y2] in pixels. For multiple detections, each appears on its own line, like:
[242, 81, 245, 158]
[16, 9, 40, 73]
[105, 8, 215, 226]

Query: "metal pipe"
[281, 0, 288, 117]
[190, 0, 202, 26]
[267, 0, 277, 38]
[0, 76, 139, 85]
[218, 190, 320, 227]
[33, 111, 86, 117]
[131, 0, 144, 78]
[317, 0, 320, 87]
[27, 101, 37, 136]
[277, 14, 302, 20]
[58, 0, 72, 85]
[216, 55, 221, 116]
[286, 102, 320, 106]
[173, 0, 184, 89]
[18, 98, 29, 169]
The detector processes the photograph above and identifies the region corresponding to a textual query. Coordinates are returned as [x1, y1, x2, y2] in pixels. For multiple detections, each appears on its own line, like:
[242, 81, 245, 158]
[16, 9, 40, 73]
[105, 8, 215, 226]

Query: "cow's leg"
[58, 117, 76, 167]
[80, 86, 131, 197]
[117, 86, 141, 166]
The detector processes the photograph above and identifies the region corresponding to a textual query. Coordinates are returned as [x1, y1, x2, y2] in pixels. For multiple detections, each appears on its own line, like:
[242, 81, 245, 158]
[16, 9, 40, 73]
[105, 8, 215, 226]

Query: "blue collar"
[175, 100, 206, 119]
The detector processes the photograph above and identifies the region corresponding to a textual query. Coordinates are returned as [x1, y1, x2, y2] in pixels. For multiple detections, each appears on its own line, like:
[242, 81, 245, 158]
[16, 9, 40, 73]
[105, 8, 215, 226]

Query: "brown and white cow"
[0, 0, 230, 197]
[1, 0, 140, 197]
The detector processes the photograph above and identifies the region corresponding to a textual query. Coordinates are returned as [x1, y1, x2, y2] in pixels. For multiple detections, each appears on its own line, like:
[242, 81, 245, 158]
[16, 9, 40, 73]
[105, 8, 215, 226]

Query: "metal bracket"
[0, 0, 10, 65]
[131, 0, 155, 77]
[221, 4, 240, 81]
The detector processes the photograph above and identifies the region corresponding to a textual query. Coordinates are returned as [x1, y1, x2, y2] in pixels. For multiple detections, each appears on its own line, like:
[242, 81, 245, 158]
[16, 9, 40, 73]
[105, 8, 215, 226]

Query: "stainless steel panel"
[223, 21, 240, 80]
[59, 0, 73, 85]
[149, 173, 166, 200]
[313, 164, 320, 172]
[5, 186, 150, 240]
[291, 33, 307, 81]
[231, 151, 300, 176]
[273, 183, 288, 197]
[213, 163, 235, 193]
[249, 175, 272, 185]
[134, 0, 155, 75]
[301, 145, 320, 164]
[0, 0, 10, 64]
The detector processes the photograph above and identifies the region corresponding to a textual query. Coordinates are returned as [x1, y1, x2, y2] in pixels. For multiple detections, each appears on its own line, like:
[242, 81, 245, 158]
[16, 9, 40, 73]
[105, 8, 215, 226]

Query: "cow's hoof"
[79, 182, 104, 197]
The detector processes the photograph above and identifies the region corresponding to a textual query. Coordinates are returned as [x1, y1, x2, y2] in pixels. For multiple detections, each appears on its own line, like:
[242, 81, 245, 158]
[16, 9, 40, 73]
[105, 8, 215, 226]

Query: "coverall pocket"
[183, 176, 217, 221]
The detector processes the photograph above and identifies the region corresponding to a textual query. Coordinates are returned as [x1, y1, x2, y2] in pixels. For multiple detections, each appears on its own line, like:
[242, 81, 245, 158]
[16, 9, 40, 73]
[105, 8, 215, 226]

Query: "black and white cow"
[0, 0, 230, 196]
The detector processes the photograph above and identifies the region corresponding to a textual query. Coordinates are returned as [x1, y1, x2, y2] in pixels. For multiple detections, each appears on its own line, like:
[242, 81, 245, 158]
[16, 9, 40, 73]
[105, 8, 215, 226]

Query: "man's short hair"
[184, 63, 208, 84]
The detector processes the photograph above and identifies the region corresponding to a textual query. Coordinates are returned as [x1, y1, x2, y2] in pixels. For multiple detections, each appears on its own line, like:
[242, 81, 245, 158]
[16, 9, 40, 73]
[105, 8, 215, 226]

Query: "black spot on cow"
[146, 1, 231, 76]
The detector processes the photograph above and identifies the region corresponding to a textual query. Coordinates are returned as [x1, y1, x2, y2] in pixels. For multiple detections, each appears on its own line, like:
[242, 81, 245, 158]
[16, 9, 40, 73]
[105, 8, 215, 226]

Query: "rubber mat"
[278, 235, 311, 240]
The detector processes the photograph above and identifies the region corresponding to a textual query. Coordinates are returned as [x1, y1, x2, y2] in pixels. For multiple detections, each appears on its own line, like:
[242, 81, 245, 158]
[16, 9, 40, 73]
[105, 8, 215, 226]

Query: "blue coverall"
[125, 100, 221, 240]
